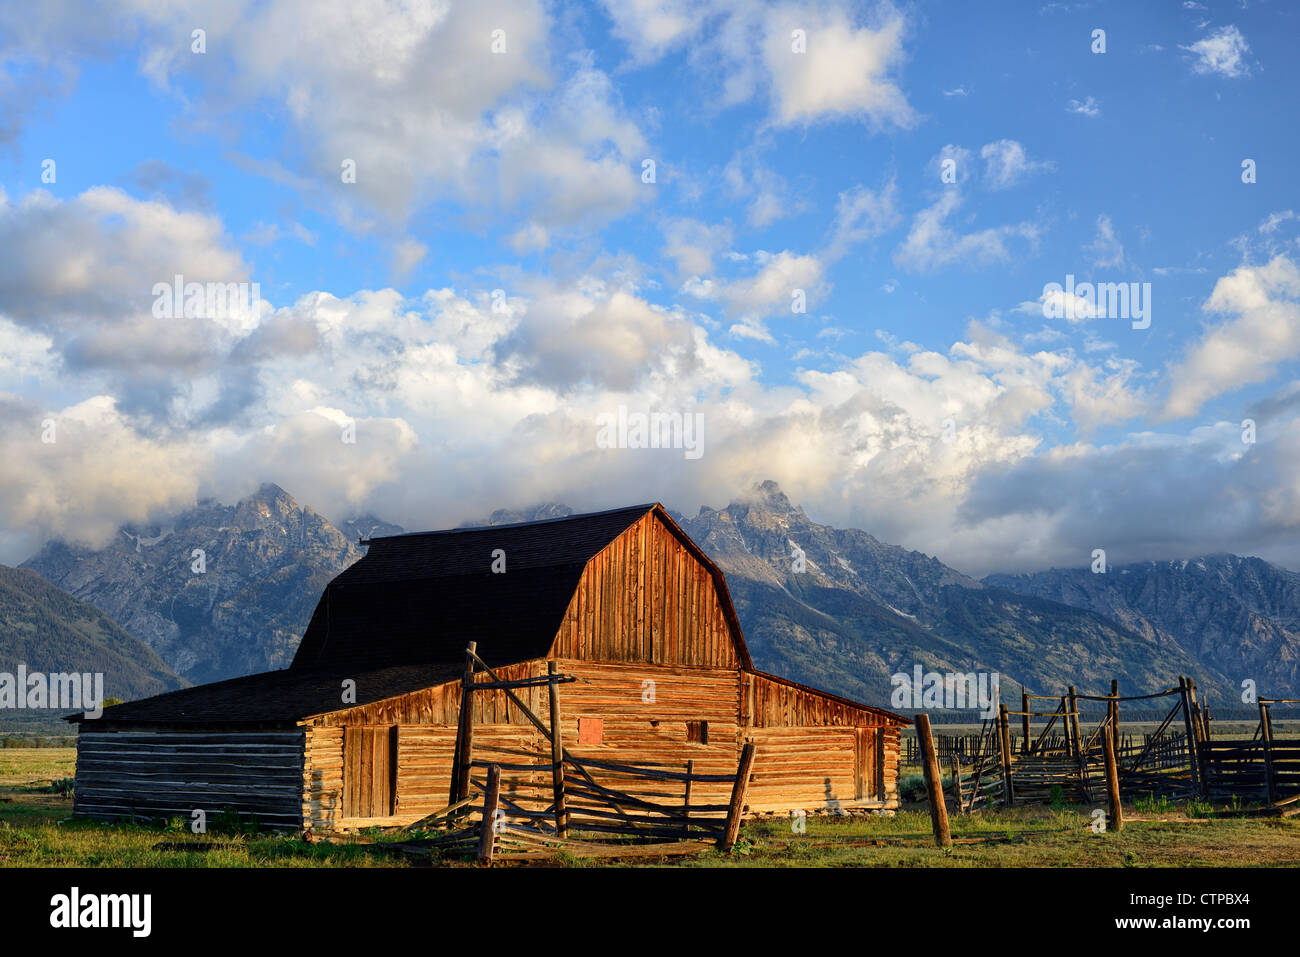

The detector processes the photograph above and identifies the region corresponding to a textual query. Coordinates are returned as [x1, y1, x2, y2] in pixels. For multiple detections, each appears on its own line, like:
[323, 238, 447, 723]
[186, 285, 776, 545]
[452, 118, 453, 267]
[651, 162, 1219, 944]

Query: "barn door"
[343, 726, 397, 817]
[854, 728, 881, 801]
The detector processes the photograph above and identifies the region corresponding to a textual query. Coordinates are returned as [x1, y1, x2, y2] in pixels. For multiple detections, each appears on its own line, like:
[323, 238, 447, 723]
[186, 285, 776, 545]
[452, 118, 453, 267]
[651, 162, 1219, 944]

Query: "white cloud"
[1181, 25, 1250, 78]
[1016, 289, 1098, 324]
[1259, 211, 1297, 235]
[894, 191, 1039, 273]
[391, 239, 428, 281]
[599, 0, 697, 63]
[826, 181, 901, 258]
[1066, 96, 1101, 116]
[723, 149, 802, 228]
[661, 218, 735, 278]
[979, 139, 1053, 190]
[717, 250, 827, 320]
[1163, 255, 1300, 420]
[1084, 214, 1126, 269]
[0, 394, 203, 559]
[761, 4, 916, 128]
[0, 187, 254, 405]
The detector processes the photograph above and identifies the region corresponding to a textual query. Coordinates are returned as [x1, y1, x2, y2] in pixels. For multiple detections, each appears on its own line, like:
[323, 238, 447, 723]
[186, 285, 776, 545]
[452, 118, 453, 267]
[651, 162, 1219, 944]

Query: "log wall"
[742, 673, 902, 811]
[75, 728, 304, 830]
[300, 658, 901, 826]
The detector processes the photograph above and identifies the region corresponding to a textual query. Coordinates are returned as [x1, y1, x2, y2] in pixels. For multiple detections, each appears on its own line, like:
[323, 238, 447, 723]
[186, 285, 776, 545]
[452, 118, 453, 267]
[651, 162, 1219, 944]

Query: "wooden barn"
[69, 504, 907, 832]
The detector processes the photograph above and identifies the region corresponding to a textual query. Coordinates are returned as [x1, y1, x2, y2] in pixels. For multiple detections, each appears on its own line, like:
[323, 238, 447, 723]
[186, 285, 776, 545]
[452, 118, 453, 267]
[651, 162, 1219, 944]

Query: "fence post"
[950, 755, 965, 815]
[1178, 677, 1201, 798]
[476, 764, 501, 863]
[451, 641, 478, 805]
[1067, 686, 1081, 759]
[682, 759, 694, 836]
[719, 742, 757, 851]
[1260, 702, 1277, 806]
[916, 714, 952, 847]
[1022, 691, 1031, 754]
[547, 661, 568, 838]
[1110, 679, 1120, 759]
[1188, 678, 1209, 799]
[998, 703, 1014, 808]
[1102, 716, 1123, 833]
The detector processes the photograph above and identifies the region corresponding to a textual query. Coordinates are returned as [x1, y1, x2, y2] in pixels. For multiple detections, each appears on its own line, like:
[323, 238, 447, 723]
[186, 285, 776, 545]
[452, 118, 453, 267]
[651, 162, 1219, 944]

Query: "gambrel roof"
[76, 503, 754, 725]
[291, 504, 661, 671]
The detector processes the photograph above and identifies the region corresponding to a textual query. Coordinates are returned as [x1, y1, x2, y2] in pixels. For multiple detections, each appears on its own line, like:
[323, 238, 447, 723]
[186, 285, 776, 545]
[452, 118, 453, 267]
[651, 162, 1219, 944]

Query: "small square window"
[687, 720, 709, 744]
[577, 717, 604, 745]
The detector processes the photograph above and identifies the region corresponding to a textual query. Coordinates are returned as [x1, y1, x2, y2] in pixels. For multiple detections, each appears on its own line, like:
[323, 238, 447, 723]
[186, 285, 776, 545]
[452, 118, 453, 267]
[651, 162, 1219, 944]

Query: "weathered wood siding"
[311, 661, 540, 728]
[301, 660, 744, 821]
[556, 659, 741, 808]
[303, 725, 343, 830]
[740, 673, 902, 811]
[550, 513, 742, 669]
[75, 728, 304, 829]
[302, 661, 902, 825]
[743, 672, 899, 728]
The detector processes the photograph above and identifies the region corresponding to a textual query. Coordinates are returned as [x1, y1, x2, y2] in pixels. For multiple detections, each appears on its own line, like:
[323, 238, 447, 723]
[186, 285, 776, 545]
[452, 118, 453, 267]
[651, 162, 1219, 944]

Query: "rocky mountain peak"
[22, 484, 362, 684]
[738, 480, 802, 517]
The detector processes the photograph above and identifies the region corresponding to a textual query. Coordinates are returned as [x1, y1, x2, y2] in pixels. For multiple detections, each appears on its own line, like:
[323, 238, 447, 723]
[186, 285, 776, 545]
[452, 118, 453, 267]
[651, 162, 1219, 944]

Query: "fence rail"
[914, 679, 1300, 811]
[413, 643, 758, 862]
[905, 732, 1187, 769]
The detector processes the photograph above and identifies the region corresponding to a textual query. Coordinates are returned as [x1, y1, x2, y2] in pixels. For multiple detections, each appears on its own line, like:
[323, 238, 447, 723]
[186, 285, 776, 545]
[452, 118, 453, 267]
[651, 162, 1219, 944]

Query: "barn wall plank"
[74, 728, 304, 829]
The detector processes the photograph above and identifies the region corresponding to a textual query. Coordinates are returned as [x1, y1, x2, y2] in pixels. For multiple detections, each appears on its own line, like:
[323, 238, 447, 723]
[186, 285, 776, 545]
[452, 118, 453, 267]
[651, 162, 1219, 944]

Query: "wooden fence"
[926, 682, 1300, 811]
[906, 732, 1186, 769]
[1199, 699, 1300, 805]
[401, 643, 757, 862]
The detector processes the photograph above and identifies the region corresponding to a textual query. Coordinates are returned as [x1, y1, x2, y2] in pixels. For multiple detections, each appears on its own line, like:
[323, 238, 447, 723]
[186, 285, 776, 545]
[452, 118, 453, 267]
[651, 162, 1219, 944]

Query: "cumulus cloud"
[599, 0, 697, 63]
[1, 0, 652, 235]
[761, 3, 916, 128]
[717, 250, 827, 322]
[0, 187, 255, 415]
[0, 394, 203, 560]
[604, 1, 915, 129]
[661, 218, 735, 279]
[1162, 255, 1300, 420]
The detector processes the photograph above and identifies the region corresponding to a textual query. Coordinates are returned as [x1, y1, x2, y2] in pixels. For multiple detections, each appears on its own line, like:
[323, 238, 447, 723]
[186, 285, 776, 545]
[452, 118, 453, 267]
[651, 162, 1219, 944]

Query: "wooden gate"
[407, 643, 758, 860]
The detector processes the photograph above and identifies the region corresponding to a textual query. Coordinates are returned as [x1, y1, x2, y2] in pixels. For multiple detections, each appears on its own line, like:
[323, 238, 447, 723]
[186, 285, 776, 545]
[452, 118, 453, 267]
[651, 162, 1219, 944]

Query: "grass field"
[3, 749, 1297, 868]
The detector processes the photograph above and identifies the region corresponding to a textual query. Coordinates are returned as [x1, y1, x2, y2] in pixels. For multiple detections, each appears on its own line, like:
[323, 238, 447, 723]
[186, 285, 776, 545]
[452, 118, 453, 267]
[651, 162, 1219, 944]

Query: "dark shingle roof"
[71, 662, 465, 725]
[291, 504, 655, 671]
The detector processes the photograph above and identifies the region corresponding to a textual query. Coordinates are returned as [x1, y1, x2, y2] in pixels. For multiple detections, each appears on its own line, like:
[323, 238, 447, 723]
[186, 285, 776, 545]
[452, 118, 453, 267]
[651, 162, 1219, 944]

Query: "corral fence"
[396, 643, 756, 862]
[905, 732, 1186, 770]
[1199, 698, 1300, 805]
[919, 678, 1300, 813]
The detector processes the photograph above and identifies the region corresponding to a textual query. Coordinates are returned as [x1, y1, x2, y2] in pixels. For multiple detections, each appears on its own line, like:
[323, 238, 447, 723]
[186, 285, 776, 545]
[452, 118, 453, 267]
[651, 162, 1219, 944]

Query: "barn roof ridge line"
[363, 502, 659, 543]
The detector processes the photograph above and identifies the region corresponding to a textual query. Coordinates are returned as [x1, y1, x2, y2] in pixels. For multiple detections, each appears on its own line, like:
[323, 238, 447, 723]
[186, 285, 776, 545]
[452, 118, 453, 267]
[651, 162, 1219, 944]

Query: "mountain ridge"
[17, 481, 1295, 706]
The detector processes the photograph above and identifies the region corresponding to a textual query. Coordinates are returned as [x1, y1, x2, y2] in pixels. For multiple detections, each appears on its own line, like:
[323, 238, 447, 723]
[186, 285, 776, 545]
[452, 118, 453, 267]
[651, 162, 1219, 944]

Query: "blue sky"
[1, 0, 1298, 575]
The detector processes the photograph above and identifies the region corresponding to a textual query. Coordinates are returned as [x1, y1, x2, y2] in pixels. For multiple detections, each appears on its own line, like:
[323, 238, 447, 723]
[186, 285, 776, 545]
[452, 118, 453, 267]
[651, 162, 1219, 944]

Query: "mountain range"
[0, 564, 184, 726]
[22, 485, 360, 685]
[9, 481, 1297, 711]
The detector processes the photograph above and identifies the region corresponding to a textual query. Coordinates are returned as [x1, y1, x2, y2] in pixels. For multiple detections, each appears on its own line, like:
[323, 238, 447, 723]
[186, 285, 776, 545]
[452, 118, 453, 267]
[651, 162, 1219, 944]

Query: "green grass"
[4, 749, 1298, 868]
